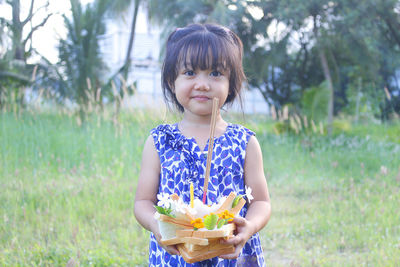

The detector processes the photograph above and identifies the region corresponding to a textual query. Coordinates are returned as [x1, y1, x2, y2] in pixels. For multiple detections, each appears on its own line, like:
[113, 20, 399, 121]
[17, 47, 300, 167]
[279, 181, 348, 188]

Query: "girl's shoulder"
[150, 123, 181, 149]
[150, 123, 178, 136]
[227, 123, 255, 135]
[225, 123, 255, 141]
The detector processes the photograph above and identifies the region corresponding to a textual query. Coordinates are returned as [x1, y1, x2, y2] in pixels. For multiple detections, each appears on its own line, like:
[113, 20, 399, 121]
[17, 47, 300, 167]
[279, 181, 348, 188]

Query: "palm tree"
[58, 0, 110, 115]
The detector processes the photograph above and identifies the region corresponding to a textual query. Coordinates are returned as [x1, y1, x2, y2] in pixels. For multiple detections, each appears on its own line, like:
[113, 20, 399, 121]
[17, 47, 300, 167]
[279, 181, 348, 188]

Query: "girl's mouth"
[192, 95, 210, 101]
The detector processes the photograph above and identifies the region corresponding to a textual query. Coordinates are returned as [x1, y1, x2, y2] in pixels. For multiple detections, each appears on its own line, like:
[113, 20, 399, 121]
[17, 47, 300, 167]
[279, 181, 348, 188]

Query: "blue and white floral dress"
[149, 123, 265, 267]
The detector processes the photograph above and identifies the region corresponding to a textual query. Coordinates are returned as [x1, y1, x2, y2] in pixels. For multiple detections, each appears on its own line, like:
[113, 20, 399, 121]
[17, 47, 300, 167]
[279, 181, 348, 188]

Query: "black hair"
[161, 23, 246, 112]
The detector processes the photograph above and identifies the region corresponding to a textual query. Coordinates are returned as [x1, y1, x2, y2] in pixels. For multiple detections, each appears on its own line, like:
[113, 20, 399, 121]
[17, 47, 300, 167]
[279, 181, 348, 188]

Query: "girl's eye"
[184, 70, 195, 76]
[210, 70, 222, 77]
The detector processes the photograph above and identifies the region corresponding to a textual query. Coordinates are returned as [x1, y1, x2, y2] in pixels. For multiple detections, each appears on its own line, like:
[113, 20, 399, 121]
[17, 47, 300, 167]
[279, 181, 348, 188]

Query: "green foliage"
[154, 206, 174, 218]
[0, 0, 61, 112]
[148, 0, 236, 34]
[58, 0, 110, 107]
[175, 0, 400, 121]
[0, 55, 30, 110]
[271, 121, 291, 135]
[341, 67, 387, 120]
[2, 0, 400, 121]
[301, 83, 330, 122]
[332, 119, 352, 135]
[348, 121, 400, 144]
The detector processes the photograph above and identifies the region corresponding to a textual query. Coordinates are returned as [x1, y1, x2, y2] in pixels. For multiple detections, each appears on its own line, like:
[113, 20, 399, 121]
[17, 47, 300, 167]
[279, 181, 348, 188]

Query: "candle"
[190, 182, 194, 208]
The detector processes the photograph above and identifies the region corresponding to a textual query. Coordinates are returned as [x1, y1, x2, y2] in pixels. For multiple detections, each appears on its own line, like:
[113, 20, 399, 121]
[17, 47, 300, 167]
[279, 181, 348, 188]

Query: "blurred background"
[1, 0, 399, 266]
[1, 0, 399, 122]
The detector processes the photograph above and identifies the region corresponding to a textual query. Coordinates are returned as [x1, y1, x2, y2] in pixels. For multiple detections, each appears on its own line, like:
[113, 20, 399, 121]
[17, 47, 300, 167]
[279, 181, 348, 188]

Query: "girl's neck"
[180, 111, 224, 128]
[178, 112, 228, 151]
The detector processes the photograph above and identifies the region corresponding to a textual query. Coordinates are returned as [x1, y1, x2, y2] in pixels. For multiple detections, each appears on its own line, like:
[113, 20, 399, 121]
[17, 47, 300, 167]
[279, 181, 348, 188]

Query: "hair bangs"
[177, 34, 232, 72]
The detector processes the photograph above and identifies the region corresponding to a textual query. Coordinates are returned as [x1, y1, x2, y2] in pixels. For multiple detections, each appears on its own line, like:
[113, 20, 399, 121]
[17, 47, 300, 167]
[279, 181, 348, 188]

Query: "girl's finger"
[232, 217, 246, 226]
[165, 245, 180, 255]
[221, 235, 243, 246]
[219, 244, 243, 259]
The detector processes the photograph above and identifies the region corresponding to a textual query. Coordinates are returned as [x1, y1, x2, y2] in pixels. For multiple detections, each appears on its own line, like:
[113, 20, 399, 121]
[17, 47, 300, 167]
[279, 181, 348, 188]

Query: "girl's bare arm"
[220, 135, 271, 259]
[134, 135, 180, 255]
[243, 135, 271, 232]
[134, 135, 160, 233]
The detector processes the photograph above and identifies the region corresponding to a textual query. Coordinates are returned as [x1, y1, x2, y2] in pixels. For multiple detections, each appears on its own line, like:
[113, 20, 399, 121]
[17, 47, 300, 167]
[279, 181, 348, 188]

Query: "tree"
[0, 0, 53, 109]
[147, 0, 237, 43]
[236, 0, 400, 122]
[57, 0, 110, 115]
[263, 0, 340, 133]
[145, 0, 325, 109]
[336, 0, 400, 120]
[5, 0, 52, 62]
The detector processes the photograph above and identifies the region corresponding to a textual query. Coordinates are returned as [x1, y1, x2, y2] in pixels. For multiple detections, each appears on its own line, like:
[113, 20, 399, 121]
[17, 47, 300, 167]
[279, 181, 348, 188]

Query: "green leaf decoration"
[154, 205, 175, 218]
[154, 205, 164, 214]
[203, 214, 218, 230]
[217, 218, 227, 229]
[232, 196, 243, 208]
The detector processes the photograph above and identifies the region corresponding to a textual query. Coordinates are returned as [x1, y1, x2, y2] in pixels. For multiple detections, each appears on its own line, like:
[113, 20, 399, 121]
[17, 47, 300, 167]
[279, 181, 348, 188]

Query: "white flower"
[245, 185, 254, 203]
[157, 192, 171, 208]
[185, 204, 197, 216]
[172, 198, 187, 214]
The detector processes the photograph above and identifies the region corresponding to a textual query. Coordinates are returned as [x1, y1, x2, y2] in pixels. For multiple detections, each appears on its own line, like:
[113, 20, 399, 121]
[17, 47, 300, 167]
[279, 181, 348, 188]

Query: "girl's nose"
[194, 75, 210, 91]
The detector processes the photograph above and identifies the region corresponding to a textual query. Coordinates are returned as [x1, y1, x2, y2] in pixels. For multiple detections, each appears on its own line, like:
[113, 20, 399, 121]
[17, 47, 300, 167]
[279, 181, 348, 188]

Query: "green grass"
[1, 111, 399, 266]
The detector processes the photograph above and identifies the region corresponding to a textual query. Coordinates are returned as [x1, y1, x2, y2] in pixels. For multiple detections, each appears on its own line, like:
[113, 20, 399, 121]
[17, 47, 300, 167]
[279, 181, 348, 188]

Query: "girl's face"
[173, 62, 229, 117]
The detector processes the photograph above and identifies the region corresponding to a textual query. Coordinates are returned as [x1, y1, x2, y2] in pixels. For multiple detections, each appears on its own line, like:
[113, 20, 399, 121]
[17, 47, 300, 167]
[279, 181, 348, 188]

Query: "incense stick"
[202, 97, 219, 204]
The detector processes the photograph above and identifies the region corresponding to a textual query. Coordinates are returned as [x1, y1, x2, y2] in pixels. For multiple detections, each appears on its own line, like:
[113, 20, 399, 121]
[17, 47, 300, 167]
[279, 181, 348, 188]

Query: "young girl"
[134, 23, 271, 266]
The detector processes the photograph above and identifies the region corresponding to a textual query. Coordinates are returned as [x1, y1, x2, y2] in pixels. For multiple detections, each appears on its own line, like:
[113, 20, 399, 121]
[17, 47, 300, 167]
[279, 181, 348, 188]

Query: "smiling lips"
[192, 95, 210, 101]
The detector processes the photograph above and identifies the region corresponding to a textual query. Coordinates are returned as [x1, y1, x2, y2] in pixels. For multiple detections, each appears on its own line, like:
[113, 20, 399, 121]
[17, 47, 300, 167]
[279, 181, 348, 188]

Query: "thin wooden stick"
[202, 97, 219, 204]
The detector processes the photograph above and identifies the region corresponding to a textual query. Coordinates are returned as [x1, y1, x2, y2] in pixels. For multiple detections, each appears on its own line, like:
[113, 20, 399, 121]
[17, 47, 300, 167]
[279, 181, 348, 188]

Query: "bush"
[332, 119, 352, 135]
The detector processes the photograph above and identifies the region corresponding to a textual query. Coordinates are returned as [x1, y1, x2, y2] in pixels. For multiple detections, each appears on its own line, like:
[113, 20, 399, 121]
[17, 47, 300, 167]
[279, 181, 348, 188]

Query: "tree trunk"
[318, 48, 334, 135]
[11, 0, 24, 61]
[122, 0, 140, 82]
[355, 77, 362, 123]
[313, 15, 334, 135]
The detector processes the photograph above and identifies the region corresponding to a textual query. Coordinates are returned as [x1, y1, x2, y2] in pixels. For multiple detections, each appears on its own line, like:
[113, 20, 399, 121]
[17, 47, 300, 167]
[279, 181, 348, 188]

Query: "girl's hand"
[152, 226, 180, 256]
[219, 217, 256, 259]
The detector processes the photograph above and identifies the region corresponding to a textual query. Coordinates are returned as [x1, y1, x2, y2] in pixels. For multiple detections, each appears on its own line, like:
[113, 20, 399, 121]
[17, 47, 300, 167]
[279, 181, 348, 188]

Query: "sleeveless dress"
[149, 123, 265, 267]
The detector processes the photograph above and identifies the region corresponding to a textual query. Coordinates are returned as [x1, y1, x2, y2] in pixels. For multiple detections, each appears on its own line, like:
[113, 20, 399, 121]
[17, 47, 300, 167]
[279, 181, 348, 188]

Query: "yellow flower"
[218, 210, 235, 222]
[191, 218, 204, 229]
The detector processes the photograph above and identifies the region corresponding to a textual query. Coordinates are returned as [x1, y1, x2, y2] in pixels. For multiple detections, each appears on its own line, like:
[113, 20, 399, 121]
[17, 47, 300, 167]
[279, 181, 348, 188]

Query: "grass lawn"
[1, 111, 399, 266]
